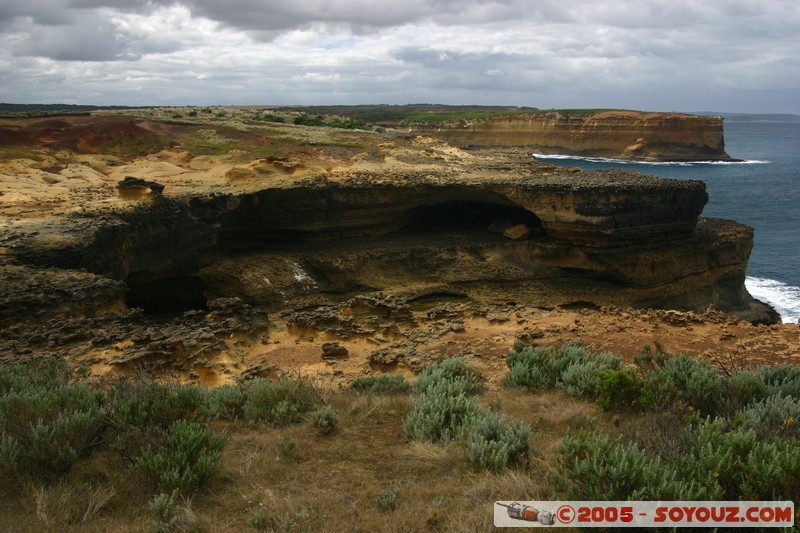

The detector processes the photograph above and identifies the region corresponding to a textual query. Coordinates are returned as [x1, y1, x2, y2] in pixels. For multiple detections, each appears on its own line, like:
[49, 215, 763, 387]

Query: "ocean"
[533, 120, 800, 323]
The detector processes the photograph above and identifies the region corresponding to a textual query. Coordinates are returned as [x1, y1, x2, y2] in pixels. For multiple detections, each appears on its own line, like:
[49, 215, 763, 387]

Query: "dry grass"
[0, 387, 614, 532]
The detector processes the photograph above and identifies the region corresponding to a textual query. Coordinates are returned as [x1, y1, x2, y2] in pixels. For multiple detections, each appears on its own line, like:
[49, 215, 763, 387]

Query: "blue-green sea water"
[533, 120, 800, 323]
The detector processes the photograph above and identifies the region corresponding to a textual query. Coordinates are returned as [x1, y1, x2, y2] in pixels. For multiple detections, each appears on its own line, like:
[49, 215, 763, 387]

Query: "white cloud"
[0, 0, 798, 112]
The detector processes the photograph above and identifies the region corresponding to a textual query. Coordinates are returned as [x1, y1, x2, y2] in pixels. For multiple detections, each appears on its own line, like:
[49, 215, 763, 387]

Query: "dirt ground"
[253, 304, 800, 391]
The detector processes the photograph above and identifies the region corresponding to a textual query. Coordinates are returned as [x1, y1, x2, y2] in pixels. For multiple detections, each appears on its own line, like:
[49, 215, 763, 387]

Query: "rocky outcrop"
[2, 152, 768, 323]
[0, 113, 776, 383]
[403, 111, 733, 162]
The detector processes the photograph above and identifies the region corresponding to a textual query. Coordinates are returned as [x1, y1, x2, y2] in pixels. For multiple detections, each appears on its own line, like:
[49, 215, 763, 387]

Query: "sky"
[1, 0, 798, 113]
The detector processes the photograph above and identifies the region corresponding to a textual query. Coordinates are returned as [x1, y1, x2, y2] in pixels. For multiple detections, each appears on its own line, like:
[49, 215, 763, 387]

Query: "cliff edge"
[0, 110, 777, 383]
[401, 110, 734, 162]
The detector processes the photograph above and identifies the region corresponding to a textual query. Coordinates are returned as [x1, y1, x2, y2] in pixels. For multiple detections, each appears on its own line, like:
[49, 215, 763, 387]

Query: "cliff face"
[2, 149, 768, 325]
[0, 113, 777, 381]
[406, 111, 732, 162]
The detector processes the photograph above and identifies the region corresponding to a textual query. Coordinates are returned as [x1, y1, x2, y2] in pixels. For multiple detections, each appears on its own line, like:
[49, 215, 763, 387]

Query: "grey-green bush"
[639, 354, 723, 416]
[415, 358, 483, 395]
[756, 365, 800, 397]
[0, 360, 106, 477]
[739, 394, 800, 439]
[403, 381, 484, 444]
[349, 375, 411, 394]
[466, 412, 531, 471]
[677, 416, 800, 500]
[504, 340, 621, 395]
[553, 430, 717, 501]
[243, 377, 320, 425]
[208, 384, 246, 419]
[311, 405, 340, 435]
[106, 379, 211, 461]
[136, 419, 227, 495]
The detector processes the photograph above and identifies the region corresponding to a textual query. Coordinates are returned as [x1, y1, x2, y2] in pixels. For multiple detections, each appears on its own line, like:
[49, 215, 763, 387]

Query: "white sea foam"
[745, 277, 800, 324]
[531, 153, 770, 166]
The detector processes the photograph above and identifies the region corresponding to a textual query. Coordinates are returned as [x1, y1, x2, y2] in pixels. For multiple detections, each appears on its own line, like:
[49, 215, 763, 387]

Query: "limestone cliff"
[0, 112, 777, 381]
[403, 111, 733, 162]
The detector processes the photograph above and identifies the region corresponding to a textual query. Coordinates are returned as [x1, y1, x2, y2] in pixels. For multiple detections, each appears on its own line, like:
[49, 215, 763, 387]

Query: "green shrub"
[415, 358, 483, 395]
[249, 507, 271, 530]
[107, 380, 210, 430]
[149, 490, 180, 533]
[311, 405, 340, 435]
[243, 377, 320, 425]
[678, 416, 800, 500]
[208, 384, 246, 419]
[350, 375, 411, 394]
[757, 365, 800, 397]
[0, 357, 71, 394]
[639, 354, 723, 415]
[106, 379, 211, 460]
[504, 340, 620, 394]
[0, 360, 106, 477]
[595, 369, 642, 412]
[726, 369, 768, 412]
[739, 394, 800, 439]
[465, 412, 531, 472]
[553, 430, 715, 500]
[403, 381, 484, 444]
[136, 419, 227, 495]
[375, 486, 400, 512]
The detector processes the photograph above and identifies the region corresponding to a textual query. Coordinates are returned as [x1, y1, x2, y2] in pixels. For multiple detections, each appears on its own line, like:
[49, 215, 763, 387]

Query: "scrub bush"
[136, 419, 227, 494]
[349, 374, 411, 394]
[0, 359, 106, 477]
[208, 384, 246, 419]
[553, 430, 716, 500]
[595, 369, 642, 412]
[403, 381, 484, 444]
[243, 377, 320, 425]
[639, 354, 723, 416]
[311, 405, 340, 435]
[504, 340, 620, 395]
[415, 358, 483, 395]
[465, 412, 531, 472]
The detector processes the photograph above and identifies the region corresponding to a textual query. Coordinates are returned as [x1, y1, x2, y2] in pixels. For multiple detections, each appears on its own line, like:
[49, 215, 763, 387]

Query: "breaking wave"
[532, 153, 770, 166]
[745, 277, 800, 324]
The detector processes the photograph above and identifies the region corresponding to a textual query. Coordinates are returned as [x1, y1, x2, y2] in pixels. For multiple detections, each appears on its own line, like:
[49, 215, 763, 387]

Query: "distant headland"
[0, 103, 744, 162]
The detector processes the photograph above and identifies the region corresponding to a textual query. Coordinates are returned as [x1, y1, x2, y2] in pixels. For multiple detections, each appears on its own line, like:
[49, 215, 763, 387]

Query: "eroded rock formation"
[0, 112, 776, 383]
[403, 111, 733, 162]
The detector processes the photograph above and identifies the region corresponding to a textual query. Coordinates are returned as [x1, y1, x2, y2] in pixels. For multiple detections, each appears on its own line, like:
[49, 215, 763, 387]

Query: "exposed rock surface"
[402, 111, 733, 162]
[0, 111, 782, 384]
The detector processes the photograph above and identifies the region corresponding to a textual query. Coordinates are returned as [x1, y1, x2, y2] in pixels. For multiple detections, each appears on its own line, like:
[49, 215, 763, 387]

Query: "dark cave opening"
[401, 200, 545, 235]
[125, 273, 208, 316]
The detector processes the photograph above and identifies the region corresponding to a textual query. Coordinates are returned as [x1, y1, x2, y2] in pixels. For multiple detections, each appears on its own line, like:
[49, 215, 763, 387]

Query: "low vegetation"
[1, 341, 798, 531]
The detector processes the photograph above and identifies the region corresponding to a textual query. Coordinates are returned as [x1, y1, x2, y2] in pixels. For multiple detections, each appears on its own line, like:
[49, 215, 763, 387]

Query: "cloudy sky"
[1, 0, 798, 113]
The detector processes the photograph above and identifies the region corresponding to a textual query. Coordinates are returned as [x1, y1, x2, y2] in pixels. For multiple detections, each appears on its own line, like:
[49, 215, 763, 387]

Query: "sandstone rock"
[503, 224, 530, 241]
[391, 110, 734, 162]
[117, 176, 165, 197]
[321, 342, 349, 360]
[0, 112, 776, 348]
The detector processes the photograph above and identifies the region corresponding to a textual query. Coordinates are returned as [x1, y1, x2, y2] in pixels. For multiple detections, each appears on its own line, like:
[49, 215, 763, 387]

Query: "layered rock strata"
[0, 114, 775, 381]
[401, 111, 733, 162]
[2, 150, 767, 324]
